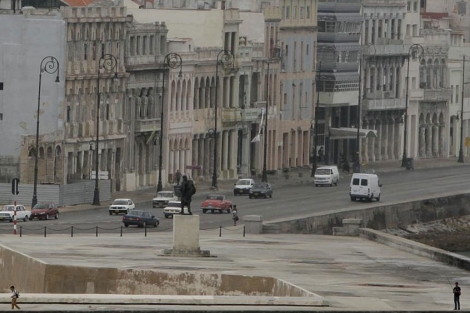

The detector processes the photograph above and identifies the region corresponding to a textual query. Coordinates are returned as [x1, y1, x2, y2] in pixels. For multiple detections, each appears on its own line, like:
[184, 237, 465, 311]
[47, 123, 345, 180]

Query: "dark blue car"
[249, 183, 273, 199]
[123, 210, 159, 228]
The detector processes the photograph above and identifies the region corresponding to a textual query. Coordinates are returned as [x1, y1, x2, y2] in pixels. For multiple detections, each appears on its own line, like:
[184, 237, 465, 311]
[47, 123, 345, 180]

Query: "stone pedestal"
[163, 215, 211, 257]
[333, 218, 363, 236]
[243, 215, 263, 234]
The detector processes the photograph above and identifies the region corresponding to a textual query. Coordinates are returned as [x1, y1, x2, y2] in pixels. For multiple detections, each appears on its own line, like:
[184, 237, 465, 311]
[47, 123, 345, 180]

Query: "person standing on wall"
[454, 282, 461, 310]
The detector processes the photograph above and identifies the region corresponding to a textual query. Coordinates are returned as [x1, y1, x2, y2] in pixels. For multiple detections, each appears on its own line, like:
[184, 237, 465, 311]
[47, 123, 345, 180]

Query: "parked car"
[0, 205, 31, 222]
[314, 166, 340, 187]
[234, 178, 255, 196]
[350, 173, 382, 202]
[152, 191, 177, 208]
[29, 203, 59, 220]
[122, 210, 159, 228]
[163, 200, 182, 218]
[249, 183, 273, 199]
[109, 199, 135, 215]
[200, 194, 232, 214]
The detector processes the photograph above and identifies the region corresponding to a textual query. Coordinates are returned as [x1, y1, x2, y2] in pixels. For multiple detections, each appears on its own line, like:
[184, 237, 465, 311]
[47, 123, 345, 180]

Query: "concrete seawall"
[271, 192, 470, 234]
[360, 228, 470, 271]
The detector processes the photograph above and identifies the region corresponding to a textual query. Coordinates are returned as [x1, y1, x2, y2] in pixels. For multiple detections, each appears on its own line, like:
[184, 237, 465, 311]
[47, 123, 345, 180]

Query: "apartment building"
[316, 0, 364, 166]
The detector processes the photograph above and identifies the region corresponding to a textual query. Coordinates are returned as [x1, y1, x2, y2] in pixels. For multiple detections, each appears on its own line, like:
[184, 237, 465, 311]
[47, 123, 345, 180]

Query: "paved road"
[3, 165, 470, 236]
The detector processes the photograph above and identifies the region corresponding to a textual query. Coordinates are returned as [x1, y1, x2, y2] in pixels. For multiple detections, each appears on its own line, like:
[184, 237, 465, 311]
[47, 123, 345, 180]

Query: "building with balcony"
[361, 0, 409, 163]
[279, 0, 318, 169]
[316, 0, 362, 165]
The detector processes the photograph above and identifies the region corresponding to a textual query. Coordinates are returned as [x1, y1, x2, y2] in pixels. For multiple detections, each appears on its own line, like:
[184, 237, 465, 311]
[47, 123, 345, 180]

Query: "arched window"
[419, 59, 426, 89]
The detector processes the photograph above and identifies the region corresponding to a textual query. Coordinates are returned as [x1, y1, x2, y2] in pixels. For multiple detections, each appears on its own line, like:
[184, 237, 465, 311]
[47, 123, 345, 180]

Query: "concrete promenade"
[0, 158, 468, 312]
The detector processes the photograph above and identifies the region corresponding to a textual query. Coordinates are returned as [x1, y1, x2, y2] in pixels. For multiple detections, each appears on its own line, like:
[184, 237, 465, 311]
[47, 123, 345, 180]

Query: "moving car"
[163, 200, 182, 218]
[109, 199, 135, 215]
[122, 210, 159, 228]
[249, 183, 273, 199]
[200, 194, 232, 214]
[0, 205, 31, 222]
[314, 166, 340, 187]
[350, 173, 382, 202]
[29, 203, 59, 220]
[234, 178, 255, 196]
[152, 191, 177, 208]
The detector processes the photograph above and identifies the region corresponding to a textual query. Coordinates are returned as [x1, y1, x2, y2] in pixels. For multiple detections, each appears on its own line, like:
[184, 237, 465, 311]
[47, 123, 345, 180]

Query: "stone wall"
[271, 192, 470, 234]
[0, 156, 18, 183]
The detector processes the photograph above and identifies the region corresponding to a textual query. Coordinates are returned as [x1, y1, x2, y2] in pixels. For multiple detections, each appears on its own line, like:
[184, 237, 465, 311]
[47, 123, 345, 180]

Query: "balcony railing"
[423, 88, 452, 101]
[135, 118, 160, 133]
[363, 98, 405, 111]
[242, 108, 260, 122]
[221, 108, 241, 123]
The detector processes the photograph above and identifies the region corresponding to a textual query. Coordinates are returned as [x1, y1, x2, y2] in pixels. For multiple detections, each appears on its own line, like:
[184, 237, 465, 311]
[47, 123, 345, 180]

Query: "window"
[352, 178, 359, 185]
[456, 85, 460, 103]
[413, 1, 418, 12]
[136, 36, 141, 55]
[407, 1, 411, 11]
[285, 6, 290, 19]
[306, 6, 310, 19]
[300, 7, 304, 19]
[360, 179, 368, 186]
[293, 6, 297, 19]
[83, 43, 87, 60]
[451, 85, 454, 103]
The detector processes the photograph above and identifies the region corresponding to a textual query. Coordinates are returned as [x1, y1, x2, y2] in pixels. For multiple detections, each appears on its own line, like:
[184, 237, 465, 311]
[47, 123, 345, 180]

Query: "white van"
[349, 173, 382, 202]
[314, 166, 339, 187]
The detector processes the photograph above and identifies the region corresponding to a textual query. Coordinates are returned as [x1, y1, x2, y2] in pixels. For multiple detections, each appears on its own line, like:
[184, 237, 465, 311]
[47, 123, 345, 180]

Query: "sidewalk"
[62, 157, 468, 213]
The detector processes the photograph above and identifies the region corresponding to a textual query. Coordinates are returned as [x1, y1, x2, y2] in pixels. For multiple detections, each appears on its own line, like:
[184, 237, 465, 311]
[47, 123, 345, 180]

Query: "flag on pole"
[251, 108, 265, 143]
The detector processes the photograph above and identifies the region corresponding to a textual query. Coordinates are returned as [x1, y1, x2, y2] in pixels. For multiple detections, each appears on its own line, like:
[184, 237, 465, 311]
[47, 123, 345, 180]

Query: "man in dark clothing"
[454, 282, 461, 310]
[180, 175, 195, 215]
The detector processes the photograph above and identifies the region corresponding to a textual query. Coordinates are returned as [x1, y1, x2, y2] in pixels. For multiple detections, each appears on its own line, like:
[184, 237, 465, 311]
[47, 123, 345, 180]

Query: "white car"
[233, 178, 255, 196]
[152, 191, 177, 208]
[163, 200, 183, 218]
[109, 199, 135, 215]
[0, 205, 31, 222]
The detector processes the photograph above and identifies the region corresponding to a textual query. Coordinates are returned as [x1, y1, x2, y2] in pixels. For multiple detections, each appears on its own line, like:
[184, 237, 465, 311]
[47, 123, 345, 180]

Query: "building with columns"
[361, 0, 409, 163]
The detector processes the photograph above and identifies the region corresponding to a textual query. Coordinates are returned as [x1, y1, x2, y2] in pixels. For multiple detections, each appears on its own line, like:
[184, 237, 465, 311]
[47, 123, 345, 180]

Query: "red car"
[200, 194, 233, 214]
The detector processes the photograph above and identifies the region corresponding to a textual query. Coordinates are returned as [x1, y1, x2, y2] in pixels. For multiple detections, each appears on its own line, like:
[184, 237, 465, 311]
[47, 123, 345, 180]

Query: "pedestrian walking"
[232, 206, 239, 226]
[180, 175, 196, 215]
[318, 147, 324, 162]
[175, 169, 182, 185]
[10, 286, 20, 310]
[454, 282, 461, 310]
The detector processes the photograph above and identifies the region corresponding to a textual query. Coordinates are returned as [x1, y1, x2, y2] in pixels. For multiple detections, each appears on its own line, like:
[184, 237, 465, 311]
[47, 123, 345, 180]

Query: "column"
[230, 129, 237, 176]
[375, 122, 381, 161]
[192, 138, 198, 179]
[205, 138, 211, 179]
[200, 84, 206, 109]
[426, 125, 432, 157]
[382, 121, 388, 160]
[439, 125, 445, 157]
[180, 147, 185, 175]
[432, 125, 439, 157]
[388, 122, 395, 160]
[393, 18, 398, 39]
[419, 126, 426, 157]
[222, 130, 229, 175]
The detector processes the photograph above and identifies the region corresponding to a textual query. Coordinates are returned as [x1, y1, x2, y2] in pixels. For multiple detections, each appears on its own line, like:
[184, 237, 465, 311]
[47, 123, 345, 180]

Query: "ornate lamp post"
[92, 54, 118, 205]
[32, 56, 60, 208]
[212, 50, 234, 190]
[157, 53, 182, 192]
[401, 44, 424, 167]
[311, 61, 322, 177]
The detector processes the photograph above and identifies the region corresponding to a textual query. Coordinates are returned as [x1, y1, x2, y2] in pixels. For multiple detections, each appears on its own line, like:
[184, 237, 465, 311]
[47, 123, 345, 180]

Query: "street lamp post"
[32, 56, 60, 209]
[311, 61, 322, 177]
[458, 56, 468, 163]
[92, 54, 118, 206]
[157, 53, 182, 192]
[212, 50, 234, 190]
[401, 44, 424, 167]
[354, 56, 363, 173]
[261, 61, 270, 183]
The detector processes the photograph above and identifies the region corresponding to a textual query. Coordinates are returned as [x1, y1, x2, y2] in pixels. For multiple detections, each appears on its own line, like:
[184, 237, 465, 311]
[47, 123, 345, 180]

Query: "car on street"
[350, 173, 382, 202]
[249, 183, 273, 199]
[122, 210, 159, 228]
[109, 199, 135, 215]
[152, 191, 177, 208]
[314, 166, 339, 187]
[200, 194, 233, 214]
[234, 178, 255, 196]
[0, 205, 31, 222]
[29, 203, 59, 220]
[163, 200, 182, 218]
